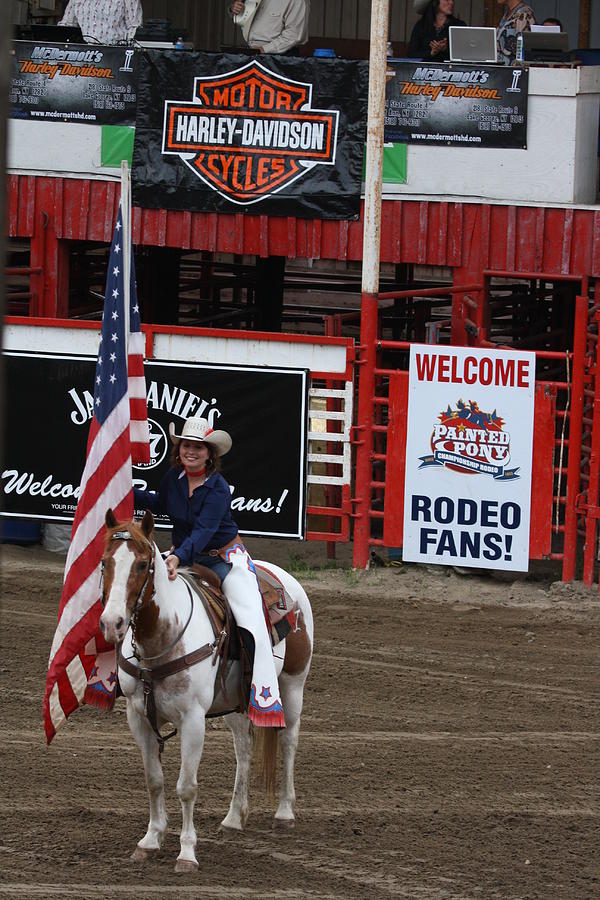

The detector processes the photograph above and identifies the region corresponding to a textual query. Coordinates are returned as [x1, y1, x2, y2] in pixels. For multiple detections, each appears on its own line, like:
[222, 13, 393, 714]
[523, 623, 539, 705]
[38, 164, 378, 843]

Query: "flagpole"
[120, 160, 131, 349]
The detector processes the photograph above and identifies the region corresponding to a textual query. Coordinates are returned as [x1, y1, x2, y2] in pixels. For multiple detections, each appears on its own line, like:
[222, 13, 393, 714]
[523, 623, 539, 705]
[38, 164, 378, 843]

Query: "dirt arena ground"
[1, 538, 599, 899]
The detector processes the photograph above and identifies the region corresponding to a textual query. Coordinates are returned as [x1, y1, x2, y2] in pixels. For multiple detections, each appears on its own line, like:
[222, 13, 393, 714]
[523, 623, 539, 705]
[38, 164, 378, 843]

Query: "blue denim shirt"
[134, 468, 239, 566]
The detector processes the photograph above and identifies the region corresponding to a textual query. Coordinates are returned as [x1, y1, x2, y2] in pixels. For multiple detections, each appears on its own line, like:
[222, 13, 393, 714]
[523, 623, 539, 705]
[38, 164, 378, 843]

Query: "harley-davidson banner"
[385, 61, 528, 149]
[132, 51, 368, 218]
[10, 41, 138, 126]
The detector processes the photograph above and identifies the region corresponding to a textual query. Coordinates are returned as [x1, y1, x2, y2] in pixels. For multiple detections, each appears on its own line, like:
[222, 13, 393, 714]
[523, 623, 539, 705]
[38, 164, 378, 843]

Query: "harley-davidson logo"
[162, 60, 339, 204]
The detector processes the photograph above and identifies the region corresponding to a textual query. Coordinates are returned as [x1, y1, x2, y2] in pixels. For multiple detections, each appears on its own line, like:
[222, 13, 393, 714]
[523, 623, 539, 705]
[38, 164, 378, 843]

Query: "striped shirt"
[59, 0, 142, 44]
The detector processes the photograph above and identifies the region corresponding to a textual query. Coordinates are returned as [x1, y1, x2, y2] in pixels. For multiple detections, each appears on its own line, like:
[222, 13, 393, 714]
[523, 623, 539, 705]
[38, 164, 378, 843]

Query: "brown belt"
[208, 534, 245, 559]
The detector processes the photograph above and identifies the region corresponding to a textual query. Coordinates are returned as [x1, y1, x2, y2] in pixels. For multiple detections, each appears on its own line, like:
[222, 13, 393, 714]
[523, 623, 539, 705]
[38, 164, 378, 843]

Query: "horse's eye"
[137, 561, 148, 573]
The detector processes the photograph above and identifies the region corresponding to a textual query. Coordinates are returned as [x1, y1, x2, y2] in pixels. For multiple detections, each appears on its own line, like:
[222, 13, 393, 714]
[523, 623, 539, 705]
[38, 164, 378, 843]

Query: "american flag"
[43, 207, 150, 744]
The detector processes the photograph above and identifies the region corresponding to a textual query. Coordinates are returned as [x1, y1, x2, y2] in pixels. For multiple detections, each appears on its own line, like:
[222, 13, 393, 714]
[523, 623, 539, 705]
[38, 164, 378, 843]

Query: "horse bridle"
[101, 530, 196, 664]
[101, 530, 156, 619]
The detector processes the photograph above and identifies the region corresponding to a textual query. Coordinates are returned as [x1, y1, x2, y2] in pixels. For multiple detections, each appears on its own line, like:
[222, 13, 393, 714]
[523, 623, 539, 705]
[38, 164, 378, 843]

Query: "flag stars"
[111, 333, 118, 343]
[109, 374, 116, 384]
[113, 266, 120, 277]
[110, 352, 116, 362]
[96, 376, 101, 385]
[112, 310, 119, 320]
[114, 243, 121, 254]
[112, 289, 119, 299]
[116, 220, 121, 230]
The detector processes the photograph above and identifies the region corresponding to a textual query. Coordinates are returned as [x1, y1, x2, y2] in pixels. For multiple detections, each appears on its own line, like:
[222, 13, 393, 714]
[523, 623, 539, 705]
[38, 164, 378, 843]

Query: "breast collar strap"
[133, 577, 196, 663]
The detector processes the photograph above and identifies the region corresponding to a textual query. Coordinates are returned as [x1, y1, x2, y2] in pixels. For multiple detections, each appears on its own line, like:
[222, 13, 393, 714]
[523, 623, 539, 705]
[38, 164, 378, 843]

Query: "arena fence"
[3, 316, 355, 547]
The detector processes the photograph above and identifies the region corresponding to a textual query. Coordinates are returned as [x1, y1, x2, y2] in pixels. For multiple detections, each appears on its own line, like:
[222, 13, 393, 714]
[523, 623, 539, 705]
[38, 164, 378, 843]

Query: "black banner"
[385, 62, 528, 149]
[1, 353, 308, 539]
[132, 51, 368, 218]
[10, 41, 139, 125]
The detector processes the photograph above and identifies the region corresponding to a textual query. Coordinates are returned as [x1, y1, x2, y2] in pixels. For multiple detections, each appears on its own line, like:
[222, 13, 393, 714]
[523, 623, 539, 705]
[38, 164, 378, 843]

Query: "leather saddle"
[188, 563, 294, 649]
[178, 564, 295, 718]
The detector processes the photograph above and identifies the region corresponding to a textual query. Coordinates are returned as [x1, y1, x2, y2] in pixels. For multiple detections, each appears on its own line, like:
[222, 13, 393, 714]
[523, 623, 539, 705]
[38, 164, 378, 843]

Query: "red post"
[352, 291, 379, 568]
[583, 309, 600, 585]
[29, 178, 68, 318]
[562, 295, 587, 581]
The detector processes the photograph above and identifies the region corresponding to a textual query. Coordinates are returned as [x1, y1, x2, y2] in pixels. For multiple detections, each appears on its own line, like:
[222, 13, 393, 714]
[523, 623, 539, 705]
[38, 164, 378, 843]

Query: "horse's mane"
[104, 518, 152, 553]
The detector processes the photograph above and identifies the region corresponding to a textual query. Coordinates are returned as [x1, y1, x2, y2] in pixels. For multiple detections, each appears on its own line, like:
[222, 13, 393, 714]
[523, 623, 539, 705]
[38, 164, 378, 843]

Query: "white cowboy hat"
[169, 416, 232, 456]
[413, 0, 431, 12]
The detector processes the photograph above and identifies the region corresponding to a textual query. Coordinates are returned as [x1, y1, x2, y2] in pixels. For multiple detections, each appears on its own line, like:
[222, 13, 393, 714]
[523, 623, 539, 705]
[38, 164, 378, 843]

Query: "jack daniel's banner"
[385, 61, 528, 149]
[2, 353, 308, 539]
[132, 51, 368, 218]
[10, 41, 138, 125]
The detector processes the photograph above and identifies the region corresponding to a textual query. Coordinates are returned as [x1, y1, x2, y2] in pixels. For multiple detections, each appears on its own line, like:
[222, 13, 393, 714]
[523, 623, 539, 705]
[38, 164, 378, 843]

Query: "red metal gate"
[352, 280, 590, 579]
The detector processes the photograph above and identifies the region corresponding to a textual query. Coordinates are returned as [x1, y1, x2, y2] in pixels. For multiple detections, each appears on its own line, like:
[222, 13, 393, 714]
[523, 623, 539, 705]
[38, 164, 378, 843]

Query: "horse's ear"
[106, 508, 118, 529]
[141, 509, 154, 538]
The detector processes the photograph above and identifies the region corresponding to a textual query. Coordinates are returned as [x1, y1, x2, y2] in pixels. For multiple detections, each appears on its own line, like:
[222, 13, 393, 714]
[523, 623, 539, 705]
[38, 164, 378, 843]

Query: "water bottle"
[515, 33, 524, 63]
[175, 36, 184, 51]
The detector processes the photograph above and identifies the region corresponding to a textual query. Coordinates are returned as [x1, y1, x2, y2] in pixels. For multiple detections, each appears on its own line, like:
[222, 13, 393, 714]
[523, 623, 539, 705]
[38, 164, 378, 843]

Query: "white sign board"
[402, 345, 536, 572]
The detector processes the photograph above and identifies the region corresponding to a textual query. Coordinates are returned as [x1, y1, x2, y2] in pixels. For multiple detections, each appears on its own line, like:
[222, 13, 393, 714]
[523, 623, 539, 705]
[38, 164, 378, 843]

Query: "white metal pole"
[354, 0, 390, 568]
[361, 0, 389, 295]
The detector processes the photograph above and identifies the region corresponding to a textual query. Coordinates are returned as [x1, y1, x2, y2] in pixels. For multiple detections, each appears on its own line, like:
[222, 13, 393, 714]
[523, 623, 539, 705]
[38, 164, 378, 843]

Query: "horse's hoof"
[273, 817, 295, 830]
[175, 858, 199, 874]
[130, 846, 159, 861]
[219, 823, 243, 835]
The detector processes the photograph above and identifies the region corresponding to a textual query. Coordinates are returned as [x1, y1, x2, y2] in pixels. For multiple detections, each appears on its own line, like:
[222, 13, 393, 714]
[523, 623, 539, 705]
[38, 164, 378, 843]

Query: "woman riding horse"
[134, 415, 285, 728]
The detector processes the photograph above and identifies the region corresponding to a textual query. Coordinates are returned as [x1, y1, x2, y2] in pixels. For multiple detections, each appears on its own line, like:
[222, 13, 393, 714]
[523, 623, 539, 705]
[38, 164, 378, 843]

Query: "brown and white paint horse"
[99, 509, 313, 874]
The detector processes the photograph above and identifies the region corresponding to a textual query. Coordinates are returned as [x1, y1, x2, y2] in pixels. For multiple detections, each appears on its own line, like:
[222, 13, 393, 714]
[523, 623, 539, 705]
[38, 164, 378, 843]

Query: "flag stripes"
[44, 202, 149, 744]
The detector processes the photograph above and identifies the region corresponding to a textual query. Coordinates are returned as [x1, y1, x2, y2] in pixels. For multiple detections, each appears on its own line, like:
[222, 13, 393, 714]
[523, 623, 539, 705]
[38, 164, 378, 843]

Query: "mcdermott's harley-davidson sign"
[133, 51, 368, 219]
[10, 41, 138, 125]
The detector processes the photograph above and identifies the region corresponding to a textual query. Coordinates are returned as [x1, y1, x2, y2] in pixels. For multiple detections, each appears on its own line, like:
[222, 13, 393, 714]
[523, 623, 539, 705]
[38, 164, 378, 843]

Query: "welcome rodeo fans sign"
[2, 353, 308, 539]
[385, 62, 528, 149]
[403, 346, 535, 571]
[10, 41, 138, 125]
[132, 52, 368, 218]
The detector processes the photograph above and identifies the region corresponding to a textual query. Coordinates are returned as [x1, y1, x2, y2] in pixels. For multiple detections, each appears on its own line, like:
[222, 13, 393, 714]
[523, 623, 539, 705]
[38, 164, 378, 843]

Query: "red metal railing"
[352, 280, 590, 578]
[353, 283, 484, 568]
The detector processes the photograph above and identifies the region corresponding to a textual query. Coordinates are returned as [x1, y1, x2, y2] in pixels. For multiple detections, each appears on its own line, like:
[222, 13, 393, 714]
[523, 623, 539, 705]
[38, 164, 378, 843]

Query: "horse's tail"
[253, 726, 279, 796]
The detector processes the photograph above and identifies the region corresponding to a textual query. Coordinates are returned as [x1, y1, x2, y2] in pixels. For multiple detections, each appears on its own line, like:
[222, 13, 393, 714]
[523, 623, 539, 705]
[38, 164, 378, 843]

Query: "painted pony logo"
[162, 61, 339, 205]
[419, 399, 519, 480]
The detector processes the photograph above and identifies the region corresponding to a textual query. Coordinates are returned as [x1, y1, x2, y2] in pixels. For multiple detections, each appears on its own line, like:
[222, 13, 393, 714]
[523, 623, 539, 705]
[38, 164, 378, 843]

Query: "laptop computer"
[27, 24, 84, 43]
[449, 27, 498, 64]
[522, 31, 570, 63]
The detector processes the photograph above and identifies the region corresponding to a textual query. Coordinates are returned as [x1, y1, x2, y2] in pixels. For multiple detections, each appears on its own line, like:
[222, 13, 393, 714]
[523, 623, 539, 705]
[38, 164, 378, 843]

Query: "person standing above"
[407, 0, 466, 62]
[496, 0, 536, 65]
[59, 0, 142, 44]
[542, 18, 563, 29]
[229, 0, 309, 56]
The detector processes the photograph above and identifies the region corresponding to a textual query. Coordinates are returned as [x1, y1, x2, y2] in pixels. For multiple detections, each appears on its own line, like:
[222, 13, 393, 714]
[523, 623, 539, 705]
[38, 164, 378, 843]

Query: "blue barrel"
[1, 519, 42, 545]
